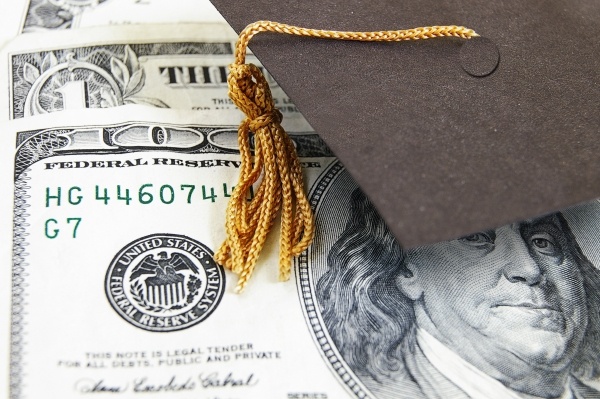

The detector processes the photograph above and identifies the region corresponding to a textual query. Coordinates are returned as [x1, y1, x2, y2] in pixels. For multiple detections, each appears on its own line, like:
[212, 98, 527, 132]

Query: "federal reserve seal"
[105, 234, 225, 332]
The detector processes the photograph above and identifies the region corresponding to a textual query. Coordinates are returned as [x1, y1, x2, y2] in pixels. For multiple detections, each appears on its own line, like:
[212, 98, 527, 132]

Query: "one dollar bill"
[2, 24, 300, 120]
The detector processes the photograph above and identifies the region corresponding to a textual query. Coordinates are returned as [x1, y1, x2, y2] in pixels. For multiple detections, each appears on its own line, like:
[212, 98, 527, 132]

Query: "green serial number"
[45, 183, 252, 207]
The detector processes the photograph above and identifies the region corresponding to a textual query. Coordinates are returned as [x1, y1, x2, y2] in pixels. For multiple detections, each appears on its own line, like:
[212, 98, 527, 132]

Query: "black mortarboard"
[210, 0, 600, 248]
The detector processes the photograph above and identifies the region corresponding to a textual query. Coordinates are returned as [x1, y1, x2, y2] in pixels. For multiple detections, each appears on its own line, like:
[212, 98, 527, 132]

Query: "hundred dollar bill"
[20, 0, 226, 33]
[2, 24, 301, 120]
[5, 105, 600, 399]
[4, 106, 346, 399]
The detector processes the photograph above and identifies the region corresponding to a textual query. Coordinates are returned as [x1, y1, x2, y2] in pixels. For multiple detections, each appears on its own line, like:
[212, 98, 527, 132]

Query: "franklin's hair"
[317, 188, 600, 381]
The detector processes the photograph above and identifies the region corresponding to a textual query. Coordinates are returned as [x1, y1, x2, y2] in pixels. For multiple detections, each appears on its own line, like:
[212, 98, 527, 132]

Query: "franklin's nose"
[500, 227, 543, 286]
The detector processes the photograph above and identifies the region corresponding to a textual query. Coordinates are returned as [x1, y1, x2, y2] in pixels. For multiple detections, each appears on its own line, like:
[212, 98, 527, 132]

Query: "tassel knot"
[249, 109, 283, 132]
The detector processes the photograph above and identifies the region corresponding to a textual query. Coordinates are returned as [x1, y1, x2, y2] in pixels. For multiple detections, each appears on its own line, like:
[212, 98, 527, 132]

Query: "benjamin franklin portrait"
[316, 188, 600, 399]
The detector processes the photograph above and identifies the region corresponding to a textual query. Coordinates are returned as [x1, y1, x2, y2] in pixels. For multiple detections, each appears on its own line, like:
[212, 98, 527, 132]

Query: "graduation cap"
[210, 0, 600, 289]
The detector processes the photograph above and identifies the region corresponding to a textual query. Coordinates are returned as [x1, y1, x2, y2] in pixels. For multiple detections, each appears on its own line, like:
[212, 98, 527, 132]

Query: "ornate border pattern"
[295, 161, 372, 399]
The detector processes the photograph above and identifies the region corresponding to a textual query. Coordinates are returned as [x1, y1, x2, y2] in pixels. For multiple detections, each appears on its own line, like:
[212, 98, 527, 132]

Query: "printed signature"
[75, 372, 257, 393]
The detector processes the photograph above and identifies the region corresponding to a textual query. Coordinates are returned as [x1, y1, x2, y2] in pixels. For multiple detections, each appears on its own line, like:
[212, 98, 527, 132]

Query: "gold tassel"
[216, 21, 479, 292]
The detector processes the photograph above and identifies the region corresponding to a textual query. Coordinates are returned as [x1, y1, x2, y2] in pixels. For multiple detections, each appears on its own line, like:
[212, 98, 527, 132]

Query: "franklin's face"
[402, 214, 587, 370]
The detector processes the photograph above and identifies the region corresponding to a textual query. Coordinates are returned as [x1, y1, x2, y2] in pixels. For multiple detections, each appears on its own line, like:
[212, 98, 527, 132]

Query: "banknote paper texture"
[20, 0, 225, 33]
[0, 5, 22, 50]
[3, 25, 300, 120]
[1, 0, 226, 66]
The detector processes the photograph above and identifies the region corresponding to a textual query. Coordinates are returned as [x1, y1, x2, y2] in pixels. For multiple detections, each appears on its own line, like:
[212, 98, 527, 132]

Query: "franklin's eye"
[530, 233, 560, 256]
[459, 232, 494, 246]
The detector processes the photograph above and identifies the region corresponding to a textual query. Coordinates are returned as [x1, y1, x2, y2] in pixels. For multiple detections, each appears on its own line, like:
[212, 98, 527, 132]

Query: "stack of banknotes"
[1, 1, 599, 398]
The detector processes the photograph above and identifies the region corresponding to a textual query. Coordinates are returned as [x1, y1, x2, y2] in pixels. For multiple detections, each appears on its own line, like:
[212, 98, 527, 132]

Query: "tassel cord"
[234, 21, 479, 65]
